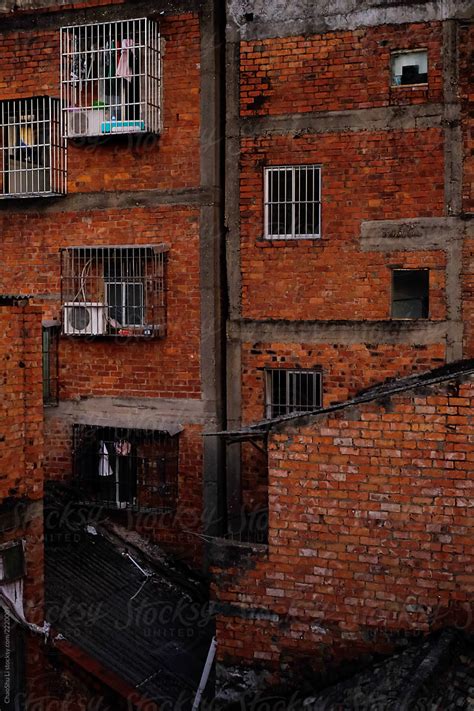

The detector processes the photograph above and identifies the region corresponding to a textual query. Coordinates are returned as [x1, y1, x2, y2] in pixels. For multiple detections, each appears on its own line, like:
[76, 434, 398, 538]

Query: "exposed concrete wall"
[228, 0, 474, 39]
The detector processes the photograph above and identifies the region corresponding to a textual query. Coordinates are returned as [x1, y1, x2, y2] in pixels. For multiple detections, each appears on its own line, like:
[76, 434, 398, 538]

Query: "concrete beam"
[227, 0, 474, 41]
[0, 0, 204, 29]
[199, 0, 227, 539]
[228, 319, 449, 346]
[241, 104, 443, 138]
[360, 216, 463, 252]
[0, 187, 217, 215]
[46, 397, 213, 430]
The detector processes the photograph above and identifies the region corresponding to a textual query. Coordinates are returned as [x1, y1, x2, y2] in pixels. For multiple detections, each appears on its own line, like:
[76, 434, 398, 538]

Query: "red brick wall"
[241, 342, 446, 424]
[240, 22, 443, 117]
[0, 15, 201, 193]
[240, 130, 446, 320]
[0, 303, 43, 502]
[214, 374, 474, 675]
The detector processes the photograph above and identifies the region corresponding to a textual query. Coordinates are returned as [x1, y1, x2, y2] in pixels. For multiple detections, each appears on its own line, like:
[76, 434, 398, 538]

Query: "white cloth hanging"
[0, 579, 50, 637]
[98, 440, 113, 477]
[116, 39, 134, 83]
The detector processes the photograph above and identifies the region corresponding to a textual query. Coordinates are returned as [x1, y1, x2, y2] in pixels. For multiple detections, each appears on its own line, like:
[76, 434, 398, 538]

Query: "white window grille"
[264, 165, 321, 239]
[265, 369, 322, 418]
[0, 97, 66, 198]
[391, 50, 428, 86]
[60, 18, 161, 137]
[60, 244, 168, 337]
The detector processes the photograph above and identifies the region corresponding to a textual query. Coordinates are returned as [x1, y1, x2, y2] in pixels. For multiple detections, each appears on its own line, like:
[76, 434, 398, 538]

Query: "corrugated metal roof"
[45, 529, 214, 706]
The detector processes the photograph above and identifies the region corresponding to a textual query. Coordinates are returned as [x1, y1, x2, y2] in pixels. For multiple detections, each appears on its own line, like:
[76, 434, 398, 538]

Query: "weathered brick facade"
[0, 0, 225, 564]
[213, 366, 474, 687]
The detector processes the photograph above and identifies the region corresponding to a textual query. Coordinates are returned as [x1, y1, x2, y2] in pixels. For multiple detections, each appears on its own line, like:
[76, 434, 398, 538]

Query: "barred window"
[265, 369, 322, 418]
[61, 18, 161, 137]
[60, 245, 168, 338]
[73, 425, 179, 511]
[264, 165, 321, 239]
[0, 97, 66, 198]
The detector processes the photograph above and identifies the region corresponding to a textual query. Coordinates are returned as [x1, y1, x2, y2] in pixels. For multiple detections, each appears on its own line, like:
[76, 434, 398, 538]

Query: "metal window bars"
[264, 165, 321, 239]
[61, 18, 161, 137]
[60, 245, 168, 337]
[0, 97, 66, 198]
[265, 368, 322, 418]
[72, 425, 179, 512]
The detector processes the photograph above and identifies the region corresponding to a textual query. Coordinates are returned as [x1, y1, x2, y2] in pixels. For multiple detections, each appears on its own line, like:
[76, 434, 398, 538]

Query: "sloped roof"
[45, 527, 214, 708]
[212, 359, 474, 439]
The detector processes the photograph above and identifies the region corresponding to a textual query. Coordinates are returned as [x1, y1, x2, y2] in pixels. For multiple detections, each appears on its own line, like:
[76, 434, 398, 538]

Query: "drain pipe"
[192, 636, 217, 710]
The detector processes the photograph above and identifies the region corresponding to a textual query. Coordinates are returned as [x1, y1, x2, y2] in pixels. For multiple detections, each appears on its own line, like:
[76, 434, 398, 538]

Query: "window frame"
[265, 368, 323, 419]
[0, 541, 26, 585]
[264, 164, 322, 240]
[390, 49, 428, 88]
[391, 268, 430, 320]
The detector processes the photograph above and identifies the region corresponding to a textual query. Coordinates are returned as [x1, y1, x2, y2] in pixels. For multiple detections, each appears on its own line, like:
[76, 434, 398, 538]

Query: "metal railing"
[60, 244, 168, 337]
[0, 97, 66, 198]
[72, 425, 179, 512]
[61, 18, 161, 137]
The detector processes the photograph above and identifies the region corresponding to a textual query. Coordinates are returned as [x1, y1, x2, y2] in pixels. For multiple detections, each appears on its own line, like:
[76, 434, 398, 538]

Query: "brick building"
[0, 0, 473, 706]
[0, 0, 225, 566]
[212, 0, 474, 700]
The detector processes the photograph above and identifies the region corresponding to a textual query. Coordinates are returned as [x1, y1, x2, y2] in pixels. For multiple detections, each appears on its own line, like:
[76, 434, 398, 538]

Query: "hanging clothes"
[98, 440, 113, 477]
[116, 38, 134, 83]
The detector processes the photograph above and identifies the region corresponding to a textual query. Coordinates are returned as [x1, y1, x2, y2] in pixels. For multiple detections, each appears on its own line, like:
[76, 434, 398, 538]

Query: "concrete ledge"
[0, 187, 216, 215]
[241, 104, 443, 138]
[360, 216, 464, 252]
[228, 319, 449, 345]
[208, 536, 267, 568]
[45, 397, 214, 430]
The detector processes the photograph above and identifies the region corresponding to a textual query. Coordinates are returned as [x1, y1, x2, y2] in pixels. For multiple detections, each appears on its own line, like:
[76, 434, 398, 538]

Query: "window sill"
[257, 236, 323, 247]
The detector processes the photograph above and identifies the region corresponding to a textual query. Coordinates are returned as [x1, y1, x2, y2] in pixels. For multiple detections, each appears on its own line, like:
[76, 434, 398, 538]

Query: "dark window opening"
[0, 541, 26, 584]
[265, 369, 322, 418]
[42, 325, 59, 406]
[72, 425, 179, 511]
[392, 269, 429, 319]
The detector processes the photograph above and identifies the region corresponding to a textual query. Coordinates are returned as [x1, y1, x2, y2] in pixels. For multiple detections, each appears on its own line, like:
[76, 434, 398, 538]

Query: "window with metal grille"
[0, 541, 26, 584]
[0, 97, 66, 198]
[265, 369, 322, 418]
[72, 425, 179, 511]
[391, 50, 428, 86]
[61, 18, 161, 138]
[42, 324, 59, 406]
[392, 269, 429, 319]
[264, 165, 321, 239]
[60, 245, 168, 337]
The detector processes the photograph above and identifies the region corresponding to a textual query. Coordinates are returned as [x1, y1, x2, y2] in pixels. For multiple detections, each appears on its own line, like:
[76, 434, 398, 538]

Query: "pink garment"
[116, 38, 134, 83]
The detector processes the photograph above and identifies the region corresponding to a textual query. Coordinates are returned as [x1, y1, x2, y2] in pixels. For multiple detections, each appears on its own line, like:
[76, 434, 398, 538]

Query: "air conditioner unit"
[63, 302, 107, 336]
[67, 110, 89, 137]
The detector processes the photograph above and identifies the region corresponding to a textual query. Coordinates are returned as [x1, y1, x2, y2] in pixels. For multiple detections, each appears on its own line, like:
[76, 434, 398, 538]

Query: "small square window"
[392, 269, 429, 319]
[265, 369, 322, 418]
[391, 50, 428, 86]
[0, 541, 26, 584]
[264, 165, 321, 239]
